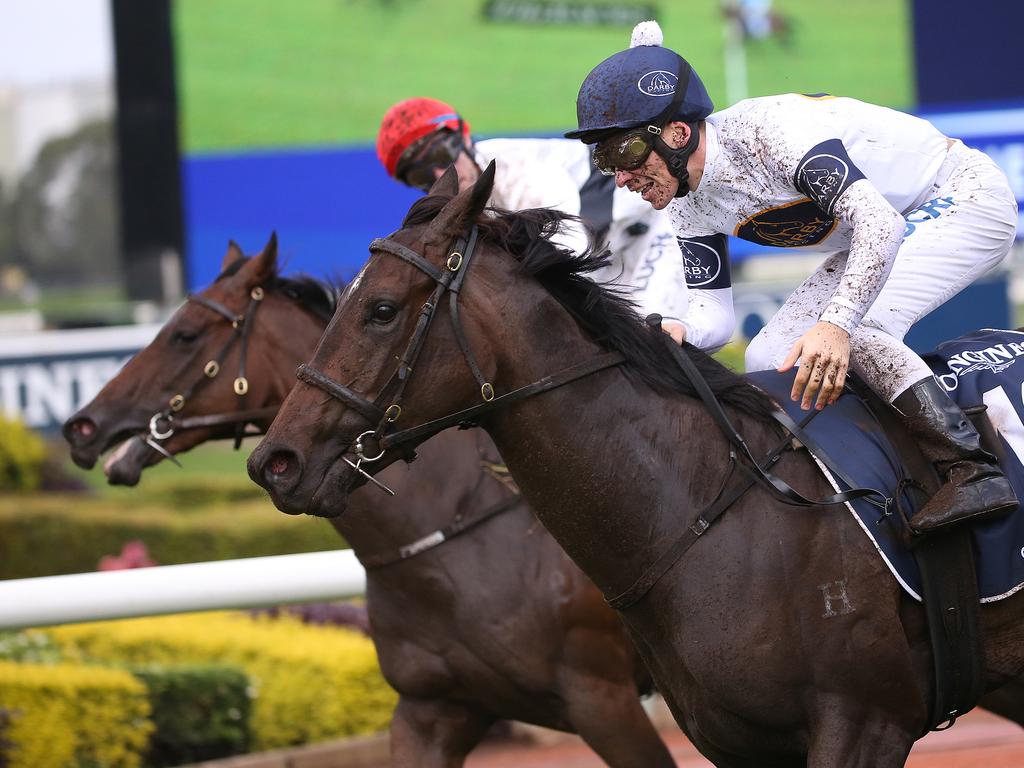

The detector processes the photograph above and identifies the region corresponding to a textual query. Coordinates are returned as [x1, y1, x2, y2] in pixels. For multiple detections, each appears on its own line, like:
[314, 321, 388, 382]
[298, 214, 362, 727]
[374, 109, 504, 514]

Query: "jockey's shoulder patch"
[793, 138, 866, 216]
[677, 233, 730, 290]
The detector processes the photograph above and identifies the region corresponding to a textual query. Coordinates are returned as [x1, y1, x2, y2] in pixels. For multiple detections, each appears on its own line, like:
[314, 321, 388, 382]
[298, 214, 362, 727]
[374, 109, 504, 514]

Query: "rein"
[143, 287, 276, 462]
[295, 225, 625, 493]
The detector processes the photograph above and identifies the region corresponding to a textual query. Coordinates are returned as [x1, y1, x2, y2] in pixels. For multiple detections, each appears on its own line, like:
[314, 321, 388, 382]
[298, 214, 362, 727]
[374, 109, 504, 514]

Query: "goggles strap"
[652, 121, 700, 198]
[645, 53, 699, 198]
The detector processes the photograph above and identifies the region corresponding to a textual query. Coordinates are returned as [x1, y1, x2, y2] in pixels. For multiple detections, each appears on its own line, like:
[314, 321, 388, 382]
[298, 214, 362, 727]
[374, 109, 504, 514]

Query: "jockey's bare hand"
[661, 320, 686, 345]
[778, 321, 850, 411]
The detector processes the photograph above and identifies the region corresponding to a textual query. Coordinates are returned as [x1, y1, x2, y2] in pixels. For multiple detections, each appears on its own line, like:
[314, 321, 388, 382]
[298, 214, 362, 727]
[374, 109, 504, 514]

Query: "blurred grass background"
[173, 0, 913, 152]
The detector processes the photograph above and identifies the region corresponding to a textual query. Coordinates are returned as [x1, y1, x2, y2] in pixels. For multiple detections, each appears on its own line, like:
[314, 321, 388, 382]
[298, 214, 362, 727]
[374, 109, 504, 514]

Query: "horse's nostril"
[269, 453, 290, 476]
[74, 420, 96, 437]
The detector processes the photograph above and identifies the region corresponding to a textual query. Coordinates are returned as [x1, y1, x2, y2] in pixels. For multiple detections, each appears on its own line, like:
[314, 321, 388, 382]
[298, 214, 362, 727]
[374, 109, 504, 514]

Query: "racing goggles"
[593, 129, 658, 176]
[396, 130, 465, 191]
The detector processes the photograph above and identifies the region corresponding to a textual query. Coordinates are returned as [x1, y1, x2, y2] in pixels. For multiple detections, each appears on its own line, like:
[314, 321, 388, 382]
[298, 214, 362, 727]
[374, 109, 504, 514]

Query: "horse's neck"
[483, 327, 740, 599]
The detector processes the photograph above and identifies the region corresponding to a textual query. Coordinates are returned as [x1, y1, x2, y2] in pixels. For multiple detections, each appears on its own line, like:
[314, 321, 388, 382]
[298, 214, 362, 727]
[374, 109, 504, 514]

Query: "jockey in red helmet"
[376, 97, 474, 192]
[376, 96, 692, 323]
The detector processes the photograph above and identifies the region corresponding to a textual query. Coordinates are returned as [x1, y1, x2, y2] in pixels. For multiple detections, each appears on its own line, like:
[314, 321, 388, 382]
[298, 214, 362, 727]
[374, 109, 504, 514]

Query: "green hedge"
[49, 612, 396, 750]
[0, 491, 342, 579]
[132, 664, 252, 767]
[0, 660, 152, 768]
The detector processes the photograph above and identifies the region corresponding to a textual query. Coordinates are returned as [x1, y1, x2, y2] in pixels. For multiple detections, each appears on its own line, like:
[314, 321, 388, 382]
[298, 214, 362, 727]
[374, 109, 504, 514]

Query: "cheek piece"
[651, 121, 700, 198]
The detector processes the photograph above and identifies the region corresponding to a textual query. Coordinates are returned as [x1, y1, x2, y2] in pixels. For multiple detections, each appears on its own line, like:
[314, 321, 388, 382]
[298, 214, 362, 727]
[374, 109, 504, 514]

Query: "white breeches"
[745, 141, 1018, 402]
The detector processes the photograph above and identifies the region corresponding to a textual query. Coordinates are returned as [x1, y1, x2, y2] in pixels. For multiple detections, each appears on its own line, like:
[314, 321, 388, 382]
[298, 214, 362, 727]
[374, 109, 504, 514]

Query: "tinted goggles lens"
[593, 132, 655, 175]
[397, 131, 463, 191]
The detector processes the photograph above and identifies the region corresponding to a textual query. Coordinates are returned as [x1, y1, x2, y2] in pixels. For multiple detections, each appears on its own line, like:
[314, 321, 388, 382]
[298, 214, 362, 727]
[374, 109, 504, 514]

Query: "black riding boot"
[893, 376, 1018, 533]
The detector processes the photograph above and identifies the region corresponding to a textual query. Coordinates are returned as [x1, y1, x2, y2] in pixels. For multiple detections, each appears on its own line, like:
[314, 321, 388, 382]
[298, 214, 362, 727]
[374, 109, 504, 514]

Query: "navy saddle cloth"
[746, 328, 1024, 603]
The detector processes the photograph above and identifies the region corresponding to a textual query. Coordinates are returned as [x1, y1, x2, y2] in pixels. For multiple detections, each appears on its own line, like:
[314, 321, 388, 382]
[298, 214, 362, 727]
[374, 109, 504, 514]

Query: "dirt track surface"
[464, 710, 1024, 767]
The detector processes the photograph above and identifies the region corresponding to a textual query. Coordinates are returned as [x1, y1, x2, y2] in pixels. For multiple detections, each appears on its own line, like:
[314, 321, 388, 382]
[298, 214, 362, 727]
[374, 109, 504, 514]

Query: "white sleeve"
[488, 151, 591, 255]
[821, 180, 904, 333]
[681, 287, 736, 353]
[674, 232, 736, 352]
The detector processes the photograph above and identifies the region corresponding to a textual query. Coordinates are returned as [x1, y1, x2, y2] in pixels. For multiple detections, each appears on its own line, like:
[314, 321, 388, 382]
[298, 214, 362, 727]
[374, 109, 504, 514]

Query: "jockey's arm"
[820, 180, 905, 334]
[675, 233, 735, 352]
[758, 126, 906, 408]
[679, 286, 735, 352]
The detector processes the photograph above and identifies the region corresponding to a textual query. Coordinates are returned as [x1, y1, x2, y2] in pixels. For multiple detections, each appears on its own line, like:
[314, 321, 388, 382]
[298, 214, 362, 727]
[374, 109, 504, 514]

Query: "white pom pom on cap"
[630, 20, 664, 48]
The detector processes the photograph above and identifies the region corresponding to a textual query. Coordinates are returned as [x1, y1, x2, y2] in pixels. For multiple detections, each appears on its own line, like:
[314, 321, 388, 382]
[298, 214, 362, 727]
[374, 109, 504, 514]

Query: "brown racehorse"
[248, 164, 1024, 767]
[63, 235, 676, 768]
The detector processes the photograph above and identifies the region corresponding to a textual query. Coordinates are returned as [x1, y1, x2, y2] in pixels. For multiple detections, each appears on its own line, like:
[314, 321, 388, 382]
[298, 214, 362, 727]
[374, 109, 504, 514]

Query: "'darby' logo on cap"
[637, 70, 677, 97]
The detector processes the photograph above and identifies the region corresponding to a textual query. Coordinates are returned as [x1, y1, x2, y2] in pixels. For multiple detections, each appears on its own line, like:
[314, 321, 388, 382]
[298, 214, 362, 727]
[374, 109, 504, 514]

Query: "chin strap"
[651, 120, 700, 198]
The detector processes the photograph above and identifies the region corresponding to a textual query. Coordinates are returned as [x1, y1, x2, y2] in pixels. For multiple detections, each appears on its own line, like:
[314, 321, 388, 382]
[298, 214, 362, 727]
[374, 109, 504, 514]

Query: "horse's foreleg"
[560, 677, 677, 768]
[389, 696, 495, 768]
[806, 706, 916, 768]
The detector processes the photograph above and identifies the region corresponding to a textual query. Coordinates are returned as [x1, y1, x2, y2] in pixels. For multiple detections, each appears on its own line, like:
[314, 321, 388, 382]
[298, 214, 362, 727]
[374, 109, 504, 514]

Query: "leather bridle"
[143, 287, 277, 462]
[295, 225, 625, 494]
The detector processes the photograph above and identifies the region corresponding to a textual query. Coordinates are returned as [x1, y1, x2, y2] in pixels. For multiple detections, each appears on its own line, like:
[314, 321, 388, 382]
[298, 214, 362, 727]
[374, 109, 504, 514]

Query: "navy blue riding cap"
[565, 45, 714, 143]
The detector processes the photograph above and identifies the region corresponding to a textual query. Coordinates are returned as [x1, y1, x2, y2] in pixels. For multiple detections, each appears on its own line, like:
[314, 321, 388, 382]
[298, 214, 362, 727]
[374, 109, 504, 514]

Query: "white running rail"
[0, 550, 366, 630]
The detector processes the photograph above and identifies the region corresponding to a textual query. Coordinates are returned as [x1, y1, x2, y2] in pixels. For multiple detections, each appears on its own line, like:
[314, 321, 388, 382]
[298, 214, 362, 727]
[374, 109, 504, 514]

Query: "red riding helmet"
[376, 97, 472, 178]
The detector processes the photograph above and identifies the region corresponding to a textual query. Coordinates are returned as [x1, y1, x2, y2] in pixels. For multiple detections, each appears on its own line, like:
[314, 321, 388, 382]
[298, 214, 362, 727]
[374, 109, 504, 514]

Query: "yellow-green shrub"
[0, 417, 46, 492]
[0, 660, 152, 768]
[49, 612, 396, 750]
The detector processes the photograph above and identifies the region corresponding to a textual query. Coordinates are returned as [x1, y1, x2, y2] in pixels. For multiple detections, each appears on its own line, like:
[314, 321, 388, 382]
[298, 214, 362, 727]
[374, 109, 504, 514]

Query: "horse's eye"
[171, 328, 200, 344]
[371, 302, 398, 324]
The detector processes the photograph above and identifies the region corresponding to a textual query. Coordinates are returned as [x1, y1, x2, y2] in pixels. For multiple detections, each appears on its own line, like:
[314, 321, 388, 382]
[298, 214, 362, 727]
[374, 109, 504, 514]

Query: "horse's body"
[63, 237, 675, 768]
[248, 166, 1024, 767]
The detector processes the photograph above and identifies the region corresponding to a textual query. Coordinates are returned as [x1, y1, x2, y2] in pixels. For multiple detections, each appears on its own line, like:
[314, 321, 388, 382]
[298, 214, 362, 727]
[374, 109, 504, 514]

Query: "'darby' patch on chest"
[735, 198, 837, 247]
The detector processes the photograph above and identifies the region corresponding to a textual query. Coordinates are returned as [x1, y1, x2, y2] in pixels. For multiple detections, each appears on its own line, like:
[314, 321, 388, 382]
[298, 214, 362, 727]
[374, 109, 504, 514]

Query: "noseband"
[144, 287, 278, 461]
[295, 225, 624, 495]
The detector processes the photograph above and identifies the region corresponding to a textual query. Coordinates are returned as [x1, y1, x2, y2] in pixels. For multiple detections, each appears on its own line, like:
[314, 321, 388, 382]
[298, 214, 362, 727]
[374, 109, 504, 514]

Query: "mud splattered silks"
[665, 94, 1016, 403]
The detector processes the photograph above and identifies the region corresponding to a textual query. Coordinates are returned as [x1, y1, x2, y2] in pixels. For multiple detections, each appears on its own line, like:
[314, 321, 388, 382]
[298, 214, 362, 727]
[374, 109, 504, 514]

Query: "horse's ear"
[424, 161, 495, 247]
[221, 240, 245, 272]
[244, 232, 279, 286]
[427, 164, 460, 198]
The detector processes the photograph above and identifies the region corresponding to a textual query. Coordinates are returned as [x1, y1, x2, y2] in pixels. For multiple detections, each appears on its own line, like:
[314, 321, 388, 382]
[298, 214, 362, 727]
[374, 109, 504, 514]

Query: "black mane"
[403, 193, 778, 424]
[215, 255, 339, 324]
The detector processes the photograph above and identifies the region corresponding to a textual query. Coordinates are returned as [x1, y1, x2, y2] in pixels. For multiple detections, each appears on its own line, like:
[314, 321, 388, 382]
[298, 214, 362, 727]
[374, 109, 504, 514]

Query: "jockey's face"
[614, 149, 679, 210]
[612, 121, 699, 210]
[398, 131, 480, 193]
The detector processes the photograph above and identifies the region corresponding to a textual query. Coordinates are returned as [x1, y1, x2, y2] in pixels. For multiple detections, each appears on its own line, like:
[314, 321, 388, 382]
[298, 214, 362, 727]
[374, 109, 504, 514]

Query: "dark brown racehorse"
[63, 235, 675, 768]
[248, 165, 1024, 767]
